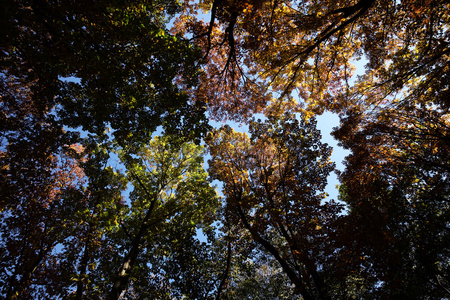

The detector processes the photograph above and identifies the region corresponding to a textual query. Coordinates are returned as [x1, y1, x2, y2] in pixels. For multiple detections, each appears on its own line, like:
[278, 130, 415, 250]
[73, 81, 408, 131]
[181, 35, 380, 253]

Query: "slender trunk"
[108, 242, 142, 300]
[76, 225, 93, 300]
[216, 241, 232, 300]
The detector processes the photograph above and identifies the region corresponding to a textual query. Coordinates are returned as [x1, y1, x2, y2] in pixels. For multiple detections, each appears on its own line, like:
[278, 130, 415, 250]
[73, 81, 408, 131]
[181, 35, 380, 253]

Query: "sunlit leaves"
[105, 135, 220, 299]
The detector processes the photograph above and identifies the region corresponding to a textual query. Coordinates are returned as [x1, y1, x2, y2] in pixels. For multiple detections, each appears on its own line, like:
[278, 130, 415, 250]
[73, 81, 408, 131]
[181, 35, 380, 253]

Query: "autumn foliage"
[1, 0, 449, 298]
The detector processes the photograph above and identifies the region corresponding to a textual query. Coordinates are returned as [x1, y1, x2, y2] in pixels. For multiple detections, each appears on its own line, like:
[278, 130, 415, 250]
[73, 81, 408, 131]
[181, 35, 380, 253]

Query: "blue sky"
[316, 112, 350, 202]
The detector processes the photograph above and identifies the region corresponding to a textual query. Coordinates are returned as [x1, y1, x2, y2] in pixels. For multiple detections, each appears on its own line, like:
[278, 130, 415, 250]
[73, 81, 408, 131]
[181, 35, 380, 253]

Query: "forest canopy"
[1, 0, 449, 299]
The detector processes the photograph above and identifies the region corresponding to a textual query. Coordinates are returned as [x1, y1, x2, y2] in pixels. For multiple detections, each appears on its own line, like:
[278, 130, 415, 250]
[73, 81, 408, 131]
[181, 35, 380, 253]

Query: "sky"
[316, 112, 350, 202]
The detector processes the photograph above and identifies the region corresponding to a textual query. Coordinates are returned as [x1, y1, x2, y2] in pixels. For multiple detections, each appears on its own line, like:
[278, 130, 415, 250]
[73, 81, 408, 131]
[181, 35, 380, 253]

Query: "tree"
[0, 134, 91, 298]
[207, 109, 344, 299]
[334, 103, 450, 298]
[105, 135, 220, 299]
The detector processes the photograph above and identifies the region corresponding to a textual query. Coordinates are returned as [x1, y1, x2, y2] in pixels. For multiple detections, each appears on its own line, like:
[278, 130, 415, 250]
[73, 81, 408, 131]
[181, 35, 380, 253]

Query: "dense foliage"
[1, 0, 448, 299]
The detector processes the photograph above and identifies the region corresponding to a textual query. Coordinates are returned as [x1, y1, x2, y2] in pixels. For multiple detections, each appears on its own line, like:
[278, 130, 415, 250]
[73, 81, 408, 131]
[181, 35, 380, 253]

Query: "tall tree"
[0, 134, 91, 298]
[334, 104, 450, 298]
[207, 109, 344, 299]
[105, 135, 220, 299]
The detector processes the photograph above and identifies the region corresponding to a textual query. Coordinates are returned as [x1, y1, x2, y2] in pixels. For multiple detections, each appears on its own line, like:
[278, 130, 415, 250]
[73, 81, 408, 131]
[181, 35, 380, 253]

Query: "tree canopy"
[1, 0, 449, 299]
